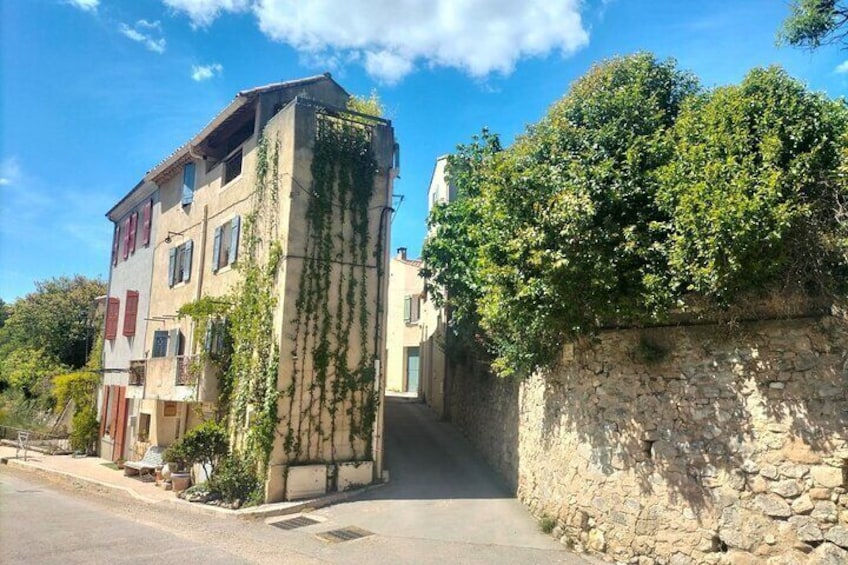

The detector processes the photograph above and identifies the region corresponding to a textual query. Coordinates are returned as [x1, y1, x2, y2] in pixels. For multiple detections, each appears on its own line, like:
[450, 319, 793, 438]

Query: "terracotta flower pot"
[171, 473, 191, 492]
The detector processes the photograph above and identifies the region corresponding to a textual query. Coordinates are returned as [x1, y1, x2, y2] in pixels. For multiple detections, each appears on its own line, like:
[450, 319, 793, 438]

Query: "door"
[405, 347, 420, 394]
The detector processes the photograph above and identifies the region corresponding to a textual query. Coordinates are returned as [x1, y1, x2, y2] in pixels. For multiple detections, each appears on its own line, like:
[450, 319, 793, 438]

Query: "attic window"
[224, 149, 242, 185]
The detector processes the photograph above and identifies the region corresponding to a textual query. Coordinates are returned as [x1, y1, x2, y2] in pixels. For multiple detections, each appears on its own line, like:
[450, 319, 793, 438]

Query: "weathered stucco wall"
[385, 255, 423, 393]
[446, 316, 848, 564]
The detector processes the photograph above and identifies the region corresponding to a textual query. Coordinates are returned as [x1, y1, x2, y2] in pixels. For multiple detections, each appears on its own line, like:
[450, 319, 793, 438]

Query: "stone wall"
[446, 316, 848, 564]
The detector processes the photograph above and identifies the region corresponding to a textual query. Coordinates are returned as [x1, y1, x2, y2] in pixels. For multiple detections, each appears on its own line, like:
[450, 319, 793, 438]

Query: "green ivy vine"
[284, 114, 379, 463]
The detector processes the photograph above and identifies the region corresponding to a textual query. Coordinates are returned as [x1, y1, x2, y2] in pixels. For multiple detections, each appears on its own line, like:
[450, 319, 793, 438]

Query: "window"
[123, 290, 139, 337]
[152, 330, 168, 358]
[105, 297, 120, 340]
[403, 294, 421, 324]
[224, 149, 242, 185]
[168, 240, 193, 287]
[137, 413, 151, 442]
[182, 162, 196, 206]
[204, 318, 231, 358]
[212, 216, 240, 272]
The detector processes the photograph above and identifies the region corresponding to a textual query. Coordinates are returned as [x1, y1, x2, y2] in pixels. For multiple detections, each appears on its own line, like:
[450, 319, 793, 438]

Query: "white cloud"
[191, 63, 224, 81]
[163, 0, 251, 28]
[119, 21, 167, 54]
[836, 60, 848, 74]
[66, 0, 100, 12]
[364, 51, 415, 85]
[162, 0, 589, 82]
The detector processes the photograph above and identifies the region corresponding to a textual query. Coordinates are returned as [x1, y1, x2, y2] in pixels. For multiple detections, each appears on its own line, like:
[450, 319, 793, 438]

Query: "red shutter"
[123, 290, 139, 337]
[122, 218, 130, 260]
[112, 225, 120, 266]
[142, 199, 152, 247]
[128, 212, 138, 255]
[113, 387, 128, 462]
[105, 297, 120, 340]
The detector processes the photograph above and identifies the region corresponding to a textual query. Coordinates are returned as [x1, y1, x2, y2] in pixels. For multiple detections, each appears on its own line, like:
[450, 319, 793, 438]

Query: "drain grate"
[316, 526, 373, 543]
[271, 515, 321, 530]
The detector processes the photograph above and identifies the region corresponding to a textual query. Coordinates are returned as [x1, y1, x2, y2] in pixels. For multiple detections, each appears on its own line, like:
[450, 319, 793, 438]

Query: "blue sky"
[1, 0, 845, 301]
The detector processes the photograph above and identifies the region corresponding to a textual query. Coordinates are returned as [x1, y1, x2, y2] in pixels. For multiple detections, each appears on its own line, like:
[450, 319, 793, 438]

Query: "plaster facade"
[385, 250, 424, 393]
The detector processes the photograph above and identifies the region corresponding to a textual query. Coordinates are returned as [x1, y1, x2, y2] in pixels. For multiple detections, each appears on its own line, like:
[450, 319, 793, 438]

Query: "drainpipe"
[372, 145, 396, 481]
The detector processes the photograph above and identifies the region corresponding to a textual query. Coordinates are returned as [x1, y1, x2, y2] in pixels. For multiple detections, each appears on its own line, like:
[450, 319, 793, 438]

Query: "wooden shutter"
[141, 199, 152, 247]
[111, 225, 120, 266]
[105, 297, 120, 340]
[212, 226, 222, 273]
[123, 290, 139, 337]
[403, 296, 411, 323]
[229, 216, 240, 265]
[168, 248, 177, 287]
[182, 163, 196, 206]
[183, 240, 193, 282]
[122, 218, 131, 260]
[99, 385, 111, 439]
[128, 212, 138, 255]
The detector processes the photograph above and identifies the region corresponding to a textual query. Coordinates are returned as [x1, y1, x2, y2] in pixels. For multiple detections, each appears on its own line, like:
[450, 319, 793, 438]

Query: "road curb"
[2, 455, 388, 519]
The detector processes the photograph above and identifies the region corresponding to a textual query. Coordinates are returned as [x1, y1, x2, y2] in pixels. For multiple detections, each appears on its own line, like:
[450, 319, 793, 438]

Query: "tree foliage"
[0, 348, 67, 400]
[423, 54, 848, 378]
[0, 276, 105, 369]
[421, 129, 501, 357]
[659, 67, 848, 303]
[478, 54, 698, 375]
[779, 0, 848, 49]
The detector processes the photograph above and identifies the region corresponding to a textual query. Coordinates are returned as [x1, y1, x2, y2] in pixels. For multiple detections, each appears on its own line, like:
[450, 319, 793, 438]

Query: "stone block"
[756, 494, 792, 518]
[809, 542, 848, 565]
[760, 464, 780, 480]
[779, 464, 810, 479]
[789, 515, 824, 542]
[771, 480, 802, 498]
[812, 501, 839, 523]
[791, 495, 815, 515]
[812, 466, 844, 489]
[810, 488, 832, 500]
[285, 464, 327, 501]
[825, 526, 848, 549]
[337, 461, 373, 491]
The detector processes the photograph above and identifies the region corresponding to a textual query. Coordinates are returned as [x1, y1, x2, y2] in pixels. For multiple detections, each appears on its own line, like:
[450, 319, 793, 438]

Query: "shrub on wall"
[423, 53, 848, 378]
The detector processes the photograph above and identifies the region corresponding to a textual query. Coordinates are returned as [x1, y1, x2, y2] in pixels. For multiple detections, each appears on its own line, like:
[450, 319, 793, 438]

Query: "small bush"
[539, 515, 557, 534]
[69, 405, 98, 453]
[207, 454, 260, 506]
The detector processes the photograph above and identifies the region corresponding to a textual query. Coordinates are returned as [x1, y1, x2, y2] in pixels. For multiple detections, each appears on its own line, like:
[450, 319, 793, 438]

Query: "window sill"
[214, 264, 234, 275]
[220, 174, 243, 192]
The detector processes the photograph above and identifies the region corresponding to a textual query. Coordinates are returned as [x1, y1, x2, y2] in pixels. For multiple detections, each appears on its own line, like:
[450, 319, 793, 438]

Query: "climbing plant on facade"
[284, 113, 380, 463]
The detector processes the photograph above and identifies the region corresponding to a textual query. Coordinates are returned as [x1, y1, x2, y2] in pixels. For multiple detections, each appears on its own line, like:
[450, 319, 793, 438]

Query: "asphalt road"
[0, 398, 593, 564]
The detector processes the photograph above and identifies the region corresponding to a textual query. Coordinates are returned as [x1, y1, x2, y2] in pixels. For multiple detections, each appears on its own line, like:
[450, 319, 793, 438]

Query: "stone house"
[419, 156, 454, 417]
[100, 73, 397, 501]
[385, 247, 424, 394]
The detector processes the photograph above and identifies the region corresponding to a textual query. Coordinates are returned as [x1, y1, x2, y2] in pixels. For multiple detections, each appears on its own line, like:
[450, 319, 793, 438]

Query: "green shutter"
[183, 240, 193, 282]
[212, 226, 222, 273]
[168, 248, 177, 287]
[229, 216, 240, 265]
[182, 162, 195, 206]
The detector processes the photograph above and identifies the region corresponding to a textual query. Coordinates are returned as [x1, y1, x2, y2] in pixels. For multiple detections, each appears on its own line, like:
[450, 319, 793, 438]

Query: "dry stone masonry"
[447, 316, 848, 564]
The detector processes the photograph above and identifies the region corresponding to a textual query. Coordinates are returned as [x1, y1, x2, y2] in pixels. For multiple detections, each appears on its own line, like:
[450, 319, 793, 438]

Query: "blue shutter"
[183, 240, 193, 282]
[168, 248, 177, 287]
[229, 216, 240, 265]
[182, 162, 196, 206]
[212, 226, 222, 273]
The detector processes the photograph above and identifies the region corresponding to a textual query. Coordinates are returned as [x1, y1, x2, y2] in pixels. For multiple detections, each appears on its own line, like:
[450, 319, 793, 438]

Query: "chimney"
[397, 247, 407, 260]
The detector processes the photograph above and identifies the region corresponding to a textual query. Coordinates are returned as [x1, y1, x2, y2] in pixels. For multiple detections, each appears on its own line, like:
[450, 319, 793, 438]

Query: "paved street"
[1, 398, 593, 564]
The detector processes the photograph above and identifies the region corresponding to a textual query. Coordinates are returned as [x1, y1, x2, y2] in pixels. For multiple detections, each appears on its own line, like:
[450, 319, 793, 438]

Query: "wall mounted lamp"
[164, 230, 185, 244]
